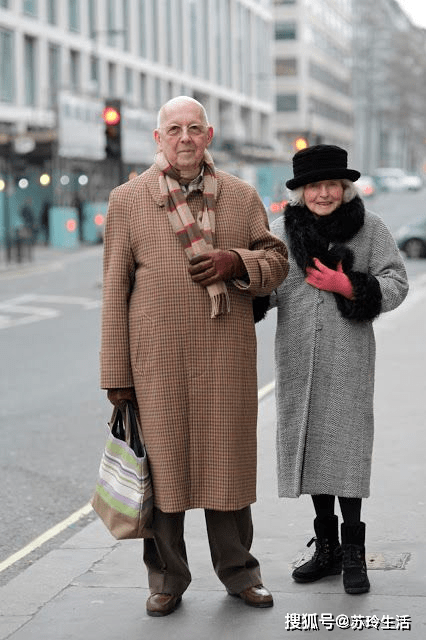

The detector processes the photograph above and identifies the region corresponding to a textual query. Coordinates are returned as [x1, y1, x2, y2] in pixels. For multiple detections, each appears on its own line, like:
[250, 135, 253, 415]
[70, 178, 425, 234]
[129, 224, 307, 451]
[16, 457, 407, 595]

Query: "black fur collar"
[284, 196, 365, 273]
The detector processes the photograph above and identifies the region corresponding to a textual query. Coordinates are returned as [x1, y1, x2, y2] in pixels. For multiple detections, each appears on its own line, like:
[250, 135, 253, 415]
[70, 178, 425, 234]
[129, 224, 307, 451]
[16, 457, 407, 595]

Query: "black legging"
[312, 494, 362, 525]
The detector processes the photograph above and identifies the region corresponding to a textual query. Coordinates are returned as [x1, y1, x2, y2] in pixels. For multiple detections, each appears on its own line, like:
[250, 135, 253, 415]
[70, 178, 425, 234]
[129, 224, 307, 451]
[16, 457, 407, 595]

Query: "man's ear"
[206, 126, 214, 146]
[154, 129, 161, 146]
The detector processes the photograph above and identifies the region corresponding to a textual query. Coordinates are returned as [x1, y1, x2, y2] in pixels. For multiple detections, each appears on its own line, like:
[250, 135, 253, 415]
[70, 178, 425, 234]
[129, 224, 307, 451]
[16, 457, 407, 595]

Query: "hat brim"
[286, 168, 361, 190]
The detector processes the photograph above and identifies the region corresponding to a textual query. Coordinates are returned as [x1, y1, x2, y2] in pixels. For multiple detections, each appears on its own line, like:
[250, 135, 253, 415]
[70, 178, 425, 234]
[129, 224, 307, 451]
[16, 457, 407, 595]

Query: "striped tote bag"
[92, 402, 153, 538]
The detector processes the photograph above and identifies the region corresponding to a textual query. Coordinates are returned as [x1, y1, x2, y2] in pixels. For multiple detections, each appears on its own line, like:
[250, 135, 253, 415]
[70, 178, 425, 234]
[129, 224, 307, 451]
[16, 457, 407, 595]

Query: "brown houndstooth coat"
[100, 164, 289, 512]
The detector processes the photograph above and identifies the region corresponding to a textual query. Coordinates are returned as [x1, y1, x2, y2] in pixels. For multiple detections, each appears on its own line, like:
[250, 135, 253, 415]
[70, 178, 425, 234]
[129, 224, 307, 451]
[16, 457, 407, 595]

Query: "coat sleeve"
[335, 214, 409, 321]
[231, 185, 289, 296]
[100, 185, 136, 389]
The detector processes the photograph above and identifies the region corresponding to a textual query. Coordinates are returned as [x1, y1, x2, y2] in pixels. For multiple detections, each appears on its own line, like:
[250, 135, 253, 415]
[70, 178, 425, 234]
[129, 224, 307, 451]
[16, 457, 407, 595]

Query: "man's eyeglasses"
[163, 124, 207, 138]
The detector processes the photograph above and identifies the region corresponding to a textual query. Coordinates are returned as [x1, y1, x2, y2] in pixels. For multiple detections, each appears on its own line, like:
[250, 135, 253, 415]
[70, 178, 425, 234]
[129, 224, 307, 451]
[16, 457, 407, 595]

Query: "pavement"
[0, 244, 99, 275]
[0, 247, 425, 639]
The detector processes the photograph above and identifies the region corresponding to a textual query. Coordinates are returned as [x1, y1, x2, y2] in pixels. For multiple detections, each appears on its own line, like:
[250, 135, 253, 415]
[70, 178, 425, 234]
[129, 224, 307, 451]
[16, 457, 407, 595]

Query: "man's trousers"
[143, 506, 263, 596]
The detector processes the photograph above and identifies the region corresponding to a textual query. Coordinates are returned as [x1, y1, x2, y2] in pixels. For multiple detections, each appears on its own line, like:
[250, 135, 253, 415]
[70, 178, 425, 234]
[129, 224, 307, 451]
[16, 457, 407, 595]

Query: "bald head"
[157, 96, 209, 129]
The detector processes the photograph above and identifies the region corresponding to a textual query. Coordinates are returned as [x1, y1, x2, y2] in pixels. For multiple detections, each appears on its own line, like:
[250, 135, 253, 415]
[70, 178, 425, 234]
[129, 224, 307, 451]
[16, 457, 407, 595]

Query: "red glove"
[188, 249, 245, 287]
[107, 388, 137, 409]
[305, 258, 354, 299]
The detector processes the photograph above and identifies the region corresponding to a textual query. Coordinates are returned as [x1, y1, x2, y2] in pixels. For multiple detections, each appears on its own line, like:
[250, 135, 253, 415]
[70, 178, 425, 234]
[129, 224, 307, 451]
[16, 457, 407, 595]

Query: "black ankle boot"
[292, 516, 342, 583]
[341, 522, 370, 594]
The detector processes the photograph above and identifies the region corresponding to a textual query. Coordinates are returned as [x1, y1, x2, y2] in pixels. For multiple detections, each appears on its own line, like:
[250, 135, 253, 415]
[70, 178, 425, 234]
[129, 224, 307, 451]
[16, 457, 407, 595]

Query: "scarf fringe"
[210, 289, 231, 319]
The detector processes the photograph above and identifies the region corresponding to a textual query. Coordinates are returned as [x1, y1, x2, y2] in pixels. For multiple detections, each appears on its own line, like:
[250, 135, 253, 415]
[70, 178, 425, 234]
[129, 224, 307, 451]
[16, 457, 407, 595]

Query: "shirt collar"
[180, 168, 205, 196]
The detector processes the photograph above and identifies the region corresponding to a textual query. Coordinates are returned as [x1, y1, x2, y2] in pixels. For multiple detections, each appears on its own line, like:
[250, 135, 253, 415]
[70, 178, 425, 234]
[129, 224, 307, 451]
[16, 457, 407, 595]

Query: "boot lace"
[308, 537, 337, 566]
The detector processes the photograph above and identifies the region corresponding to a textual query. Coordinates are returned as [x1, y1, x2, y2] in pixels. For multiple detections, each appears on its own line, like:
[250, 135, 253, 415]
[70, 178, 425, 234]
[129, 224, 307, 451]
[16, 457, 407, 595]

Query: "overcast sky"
[397, 0, 426, 28]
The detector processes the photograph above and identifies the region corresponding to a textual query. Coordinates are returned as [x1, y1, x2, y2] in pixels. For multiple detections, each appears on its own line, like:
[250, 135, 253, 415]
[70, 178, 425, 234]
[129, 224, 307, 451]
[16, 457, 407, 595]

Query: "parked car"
[394, 217, 426, 258]
[403, 173, 423, 191]
[355, 175, 376, 198]
[372, 168, 423, 192]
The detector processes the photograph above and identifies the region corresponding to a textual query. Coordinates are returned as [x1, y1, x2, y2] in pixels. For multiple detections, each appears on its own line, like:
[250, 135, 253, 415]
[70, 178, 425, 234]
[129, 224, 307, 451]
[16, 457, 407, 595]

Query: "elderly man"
[100, 96, 288, 617]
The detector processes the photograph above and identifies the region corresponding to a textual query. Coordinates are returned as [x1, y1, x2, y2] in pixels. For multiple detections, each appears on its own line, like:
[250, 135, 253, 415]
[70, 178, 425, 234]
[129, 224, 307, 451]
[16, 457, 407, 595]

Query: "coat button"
[317, 324, 323, 331]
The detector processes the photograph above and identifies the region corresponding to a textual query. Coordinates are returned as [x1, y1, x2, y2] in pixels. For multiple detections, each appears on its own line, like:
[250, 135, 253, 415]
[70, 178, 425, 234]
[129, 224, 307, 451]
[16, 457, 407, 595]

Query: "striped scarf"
[156, 149, 230, 318]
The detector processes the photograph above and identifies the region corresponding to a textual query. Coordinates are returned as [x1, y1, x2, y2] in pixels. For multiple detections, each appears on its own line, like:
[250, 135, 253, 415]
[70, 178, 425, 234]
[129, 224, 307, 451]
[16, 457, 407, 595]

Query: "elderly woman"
[270, 145, 408, 594]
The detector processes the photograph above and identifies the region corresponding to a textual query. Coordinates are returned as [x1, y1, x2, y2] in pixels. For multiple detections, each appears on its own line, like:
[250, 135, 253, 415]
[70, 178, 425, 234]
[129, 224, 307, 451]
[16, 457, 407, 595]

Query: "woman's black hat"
[286, 144, 360, 190]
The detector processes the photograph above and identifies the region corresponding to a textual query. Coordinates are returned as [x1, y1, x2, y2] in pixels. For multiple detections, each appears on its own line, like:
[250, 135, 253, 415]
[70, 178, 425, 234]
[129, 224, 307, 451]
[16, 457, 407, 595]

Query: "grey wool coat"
[270, 197, 408, 499]
[100, 165, 289, 513]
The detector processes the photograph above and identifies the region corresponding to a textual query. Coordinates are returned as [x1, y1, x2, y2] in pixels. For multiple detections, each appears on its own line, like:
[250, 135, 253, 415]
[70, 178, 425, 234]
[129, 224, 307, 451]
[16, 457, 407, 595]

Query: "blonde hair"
[287, 179, 358, 206]
[157, 96, 209, 129]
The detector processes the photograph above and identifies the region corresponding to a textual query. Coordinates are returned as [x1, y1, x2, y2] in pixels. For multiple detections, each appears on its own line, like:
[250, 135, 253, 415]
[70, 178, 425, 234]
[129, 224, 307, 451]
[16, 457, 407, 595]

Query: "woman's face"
[303, 179, 344, 216]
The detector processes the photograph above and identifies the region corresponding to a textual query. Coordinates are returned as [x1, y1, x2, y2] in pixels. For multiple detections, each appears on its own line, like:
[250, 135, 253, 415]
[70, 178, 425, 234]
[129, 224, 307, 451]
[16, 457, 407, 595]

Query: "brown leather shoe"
[146, 593, 182, 617]
[230, 584, 274, 608]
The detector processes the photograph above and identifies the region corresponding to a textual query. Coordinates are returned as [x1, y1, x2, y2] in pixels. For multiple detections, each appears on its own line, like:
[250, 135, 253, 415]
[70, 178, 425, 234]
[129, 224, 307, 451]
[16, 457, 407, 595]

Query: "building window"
[275, 22, 296, 40]
[107, 0, 115, 46]
[70, 50, 80, 93]
[125, 67, 133, 98]
[152, 0, 159, 61]
[0, 0, 9, 8]
[23, 0, 37, 16]
[139, 72, 146, 106]
[276, 58, 297, 76]
[90, 55, 99, 93]
[108, 62, 116, 96]
[189, 0, 197, 75]
[24, 36, 36, 106]
[176, 0, 183, 69]
[88, 0, 97, 38]
[48, 43, 60, 107]
[167, 80, 173, 101]
[0, 28, 14, 102]
[154, 77, 161, 108]
[165, 0, 173, 66]
[123, 0, 130, 51]
[138, 0, 146, 57]
[69, 0, 80, 33]
[309, 61, 351, 96]
[47, 0, 56, 24]
[276, 94, 298, 111]
[202, 0, 209, 79]
[274, 0, 296, 4]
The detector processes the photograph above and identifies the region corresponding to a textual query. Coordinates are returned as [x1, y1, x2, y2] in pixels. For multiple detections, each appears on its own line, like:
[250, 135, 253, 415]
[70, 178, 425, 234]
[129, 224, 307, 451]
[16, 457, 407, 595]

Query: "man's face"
[154, 102, 213, 175]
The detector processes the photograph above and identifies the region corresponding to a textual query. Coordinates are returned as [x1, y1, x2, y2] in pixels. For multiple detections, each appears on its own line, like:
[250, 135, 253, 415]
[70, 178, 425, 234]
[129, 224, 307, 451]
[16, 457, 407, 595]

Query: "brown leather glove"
[107, 388, 137, 409]
[188, 249, 246, 287]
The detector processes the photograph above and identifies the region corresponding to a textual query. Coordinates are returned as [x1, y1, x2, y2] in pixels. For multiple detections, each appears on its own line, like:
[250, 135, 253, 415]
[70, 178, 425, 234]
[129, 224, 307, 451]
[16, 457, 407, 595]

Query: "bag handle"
[109, 402, 145, 457]
[125, 401, 145, 457]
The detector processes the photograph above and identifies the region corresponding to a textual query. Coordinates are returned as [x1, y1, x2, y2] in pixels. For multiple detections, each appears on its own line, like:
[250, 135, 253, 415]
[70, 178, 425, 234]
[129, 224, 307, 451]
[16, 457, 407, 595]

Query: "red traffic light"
[102, 106, 121, 126]
[293, 136, 309, 151]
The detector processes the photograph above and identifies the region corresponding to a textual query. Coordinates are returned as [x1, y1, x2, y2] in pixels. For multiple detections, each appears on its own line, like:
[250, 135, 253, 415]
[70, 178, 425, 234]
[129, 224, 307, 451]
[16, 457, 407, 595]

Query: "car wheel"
[404, 238, 426, 259]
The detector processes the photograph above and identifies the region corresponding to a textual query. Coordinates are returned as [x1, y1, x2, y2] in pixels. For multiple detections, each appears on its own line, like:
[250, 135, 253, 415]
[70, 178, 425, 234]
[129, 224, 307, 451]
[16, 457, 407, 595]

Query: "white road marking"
[0, 294, 101, 329]
[0, 502, 93, 574]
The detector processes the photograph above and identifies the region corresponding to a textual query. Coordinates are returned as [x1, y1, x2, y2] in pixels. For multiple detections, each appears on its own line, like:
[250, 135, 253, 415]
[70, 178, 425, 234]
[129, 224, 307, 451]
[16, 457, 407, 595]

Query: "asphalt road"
[0, 188, 425, 582]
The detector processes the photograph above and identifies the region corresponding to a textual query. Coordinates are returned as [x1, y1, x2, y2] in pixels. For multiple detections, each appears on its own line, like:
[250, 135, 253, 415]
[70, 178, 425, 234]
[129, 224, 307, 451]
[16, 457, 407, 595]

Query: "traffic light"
[103, 99, 122, 160]
[293, 136, 309, 152]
